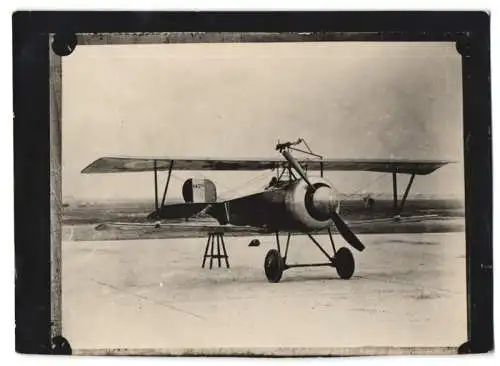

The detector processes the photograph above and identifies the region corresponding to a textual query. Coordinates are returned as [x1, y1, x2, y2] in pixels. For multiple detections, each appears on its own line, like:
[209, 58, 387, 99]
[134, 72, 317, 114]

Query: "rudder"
[182, 178, 217, 203]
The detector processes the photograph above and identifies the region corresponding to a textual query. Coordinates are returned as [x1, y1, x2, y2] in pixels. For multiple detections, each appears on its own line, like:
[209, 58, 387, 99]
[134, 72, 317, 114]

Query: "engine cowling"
[284, 176, 339, 230]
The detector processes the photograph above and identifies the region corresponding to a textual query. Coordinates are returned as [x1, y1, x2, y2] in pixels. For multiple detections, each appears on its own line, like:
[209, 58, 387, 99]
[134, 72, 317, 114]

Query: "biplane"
[81, 139, 452, 283]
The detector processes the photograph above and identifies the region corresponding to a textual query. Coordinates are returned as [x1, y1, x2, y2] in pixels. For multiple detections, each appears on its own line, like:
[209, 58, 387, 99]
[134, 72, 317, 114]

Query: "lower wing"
[344, 214, 440, 227]
[95, 221, 267, 234]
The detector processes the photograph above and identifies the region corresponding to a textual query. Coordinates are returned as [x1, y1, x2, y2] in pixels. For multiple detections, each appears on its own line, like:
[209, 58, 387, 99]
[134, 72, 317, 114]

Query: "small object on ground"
[249, 239, 261, 247]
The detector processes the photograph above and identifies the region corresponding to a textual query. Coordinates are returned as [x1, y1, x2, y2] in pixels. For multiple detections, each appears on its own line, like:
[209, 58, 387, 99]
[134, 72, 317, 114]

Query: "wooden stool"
[202, 232, 230, 269]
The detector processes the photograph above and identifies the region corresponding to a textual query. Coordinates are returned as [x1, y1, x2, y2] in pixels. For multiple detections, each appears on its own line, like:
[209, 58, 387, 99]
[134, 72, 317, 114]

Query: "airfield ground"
[61, 231, 467, 355]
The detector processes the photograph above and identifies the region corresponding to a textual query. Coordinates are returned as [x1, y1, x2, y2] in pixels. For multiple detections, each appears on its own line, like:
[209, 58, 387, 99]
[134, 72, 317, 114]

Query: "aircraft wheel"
[335, 247, 355, 280]
[264, 249, 284, 283]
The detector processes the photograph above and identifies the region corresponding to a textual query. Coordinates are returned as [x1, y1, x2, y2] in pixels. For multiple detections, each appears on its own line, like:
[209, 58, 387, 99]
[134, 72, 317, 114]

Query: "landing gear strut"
[263, 229, 356, 283]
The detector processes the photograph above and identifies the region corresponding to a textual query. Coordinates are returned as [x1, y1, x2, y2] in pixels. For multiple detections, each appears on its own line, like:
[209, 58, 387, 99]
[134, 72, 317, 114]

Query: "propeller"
[331, 211, 365, 251]
[280, 144, 365, 252]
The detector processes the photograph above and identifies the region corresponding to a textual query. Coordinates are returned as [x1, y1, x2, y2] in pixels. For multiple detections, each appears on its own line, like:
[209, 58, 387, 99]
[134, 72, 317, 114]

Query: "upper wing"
[82, 156, 453, 175]
[81, 156, 283, 173]
[309, 159, 453, 175]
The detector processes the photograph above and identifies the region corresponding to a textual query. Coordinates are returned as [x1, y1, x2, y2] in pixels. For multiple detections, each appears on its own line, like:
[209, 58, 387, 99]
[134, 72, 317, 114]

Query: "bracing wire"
[318, 171, 389, 200]
[159, 170, 273, 201]
[160, 159, 392, 203]
[197, 170, 273, 200]
[337, 173, 389, 199]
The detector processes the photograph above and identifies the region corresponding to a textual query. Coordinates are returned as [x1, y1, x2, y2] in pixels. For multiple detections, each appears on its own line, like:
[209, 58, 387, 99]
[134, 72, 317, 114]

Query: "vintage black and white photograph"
[58, 36, 467, 355]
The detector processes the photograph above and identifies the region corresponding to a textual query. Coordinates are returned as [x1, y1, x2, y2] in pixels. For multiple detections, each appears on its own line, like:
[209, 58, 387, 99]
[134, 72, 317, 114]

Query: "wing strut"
[160, 160, 174, 209]
[392, 172, 417, 217]
[152, 159, 175, 221]
[399, 173, 416, 214]
[154, 160, 159, 217]
[392, 172, 398, 213]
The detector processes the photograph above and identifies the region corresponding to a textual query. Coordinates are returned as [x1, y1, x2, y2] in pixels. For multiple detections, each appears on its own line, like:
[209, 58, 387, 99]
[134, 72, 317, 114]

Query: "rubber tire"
[264, 249, 284, 283]
[335, 247, 355, 280]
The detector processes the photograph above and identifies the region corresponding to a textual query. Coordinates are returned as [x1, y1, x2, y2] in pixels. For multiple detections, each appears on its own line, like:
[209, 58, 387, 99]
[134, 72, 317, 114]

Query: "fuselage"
[204, 179, 464, 233]
[208, 177, 339, 232]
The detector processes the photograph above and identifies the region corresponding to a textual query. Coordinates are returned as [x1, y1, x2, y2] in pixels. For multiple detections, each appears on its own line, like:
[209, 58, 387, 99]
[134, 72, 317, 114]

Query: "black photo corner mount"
[51, 335, 72, 355]
[51, 33, 78, 57]
[13, 11, 492, 356]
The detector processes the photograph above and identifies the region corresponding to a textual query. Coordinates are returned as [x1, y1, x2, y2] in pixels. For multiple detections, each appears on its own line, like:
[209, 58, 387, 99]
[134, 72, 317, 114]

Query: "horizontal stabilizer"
[147, 202, 211, 221]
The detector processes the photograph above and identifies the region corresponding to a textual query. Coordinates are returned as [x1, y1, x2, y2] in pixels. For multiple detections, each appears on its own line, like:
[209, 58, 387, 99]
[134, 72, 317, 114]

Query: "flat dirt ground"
[61, 232, 467, 355]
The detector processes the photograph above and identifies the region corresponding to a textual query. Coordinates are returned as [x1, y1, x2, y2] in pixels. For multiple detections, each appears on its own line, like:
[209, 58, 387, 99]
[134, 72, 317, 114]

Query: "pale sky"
[62, 41, 464, 202]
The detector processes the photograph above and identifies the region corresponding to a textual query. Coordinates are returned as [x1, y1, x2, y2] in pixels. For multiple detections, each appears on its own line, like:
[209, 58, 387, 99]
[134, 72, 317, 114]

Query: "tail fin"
[147, 179, 219, 222]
